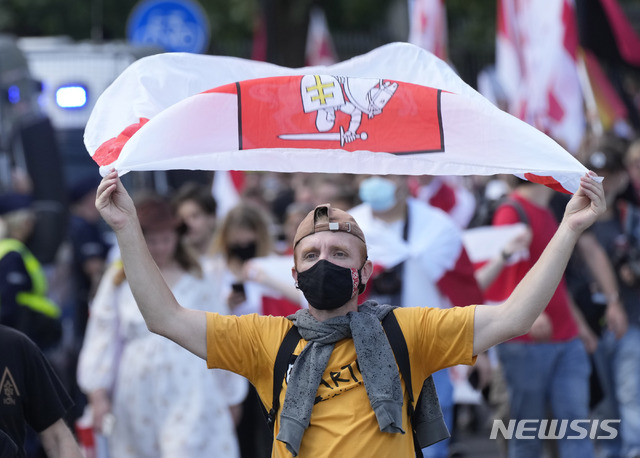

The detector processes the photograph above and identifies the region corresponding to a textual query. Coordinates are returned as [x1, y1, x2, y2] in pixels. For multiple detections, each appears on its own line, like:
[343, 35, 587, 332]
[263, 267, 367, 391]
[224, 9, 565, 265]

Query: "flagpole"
[575, 49, 603, 138]
[91, 0, 103, 42]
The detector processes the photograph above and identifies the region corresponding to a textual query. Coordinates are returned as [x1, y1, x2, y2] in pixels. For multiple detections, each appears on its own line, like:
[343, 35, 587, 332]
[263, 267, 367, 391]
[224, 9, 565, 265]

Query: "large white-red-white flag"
[85, 43, 593, 194]
[408, 0, 448, 60]
[496, 0, 585, 153]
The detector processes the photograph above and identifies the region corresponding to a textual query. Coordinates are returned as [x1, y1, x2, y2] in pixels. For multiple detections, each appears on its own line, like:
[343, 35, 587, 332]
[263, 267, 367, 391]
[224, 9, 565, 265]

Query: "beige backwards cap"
[293, 203, 366, 248]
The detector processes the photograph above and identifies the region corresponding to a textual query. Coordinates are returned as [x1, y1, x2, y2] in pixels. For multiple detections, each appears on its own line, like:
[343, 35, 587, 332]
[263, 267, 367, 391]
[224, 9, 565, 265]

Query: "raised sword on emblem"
[278, 75, 398, 147]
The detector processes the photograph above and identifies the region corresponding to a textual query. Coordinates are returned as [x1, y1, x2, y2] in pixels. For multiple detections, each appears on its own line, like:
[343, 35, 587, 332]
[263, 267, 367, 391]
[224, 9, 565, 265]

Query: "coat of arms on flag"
[186, 75, 444, 154]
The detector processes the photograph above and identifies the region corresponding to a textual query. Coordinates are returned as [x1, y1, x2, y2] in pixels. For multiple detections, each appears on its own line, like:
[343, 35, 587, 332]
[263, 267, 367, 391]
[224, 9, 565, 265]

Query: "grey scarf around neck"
[277, 301, 446, 456]
[277, 302, 400, 456]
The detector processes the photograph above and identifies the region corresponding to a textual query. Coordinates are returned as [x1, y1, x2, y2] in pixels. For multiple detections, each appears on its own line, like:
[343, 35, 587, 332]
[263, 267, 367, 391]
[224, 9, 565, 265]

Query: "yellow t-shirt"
[207, 305, 476, 457]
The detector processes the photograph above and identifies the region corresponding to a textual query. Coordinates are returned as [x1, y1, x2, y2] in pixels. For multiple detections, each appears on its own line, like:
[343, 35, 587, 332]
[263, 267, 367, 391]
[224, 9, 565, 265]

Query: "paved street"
[447, 403, 503, 458]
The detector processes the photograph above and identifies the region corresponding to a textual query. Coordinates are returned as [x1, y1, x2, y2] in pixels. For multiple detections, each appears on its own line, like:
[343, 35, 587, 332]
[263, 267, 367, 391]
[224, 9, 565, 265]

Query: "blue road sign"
[127, 0, 210, 54]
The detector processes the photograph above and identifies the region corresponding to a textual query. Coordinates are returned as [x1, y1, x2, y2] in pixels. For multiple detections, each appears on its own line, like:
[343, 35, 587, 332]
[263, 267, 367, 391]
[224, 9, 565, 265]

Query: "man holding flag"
[95, 165, 603, 457]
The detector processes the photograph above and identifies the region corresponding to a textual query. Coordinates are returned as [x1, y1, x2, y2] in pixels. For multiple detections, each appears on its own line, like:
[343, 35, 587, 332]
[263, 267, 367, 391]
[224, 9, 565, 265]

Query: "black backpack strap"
[500, 197, 529, 226]
[268, 314, 427, 457]
[382, 311, 422, 458]
[267, 324, 302, 431]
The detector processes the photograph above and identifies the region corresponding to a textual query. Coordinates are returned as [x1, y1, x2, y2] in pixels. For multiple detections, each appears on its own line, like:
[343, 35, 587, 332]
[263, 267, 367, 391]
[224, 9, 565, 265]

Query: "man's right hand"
[95, 170, 137, 232]
[95, 170, 209, 361]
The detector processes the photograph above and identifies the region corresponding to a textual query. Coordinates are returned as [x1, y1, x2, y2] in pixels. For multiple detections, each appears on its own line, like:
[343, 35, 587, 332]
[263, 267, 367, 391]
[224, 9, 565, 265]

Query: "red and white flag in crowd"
[85, 43, 594, 194]
[305, 6, 338, 66]
[578, 0, 640, 67]
[496, 0, 585, 153]
[211, 170, 244, 218]
[574, 0, 640, 134]
[408, 0, 448, 60]
[462, 223, 529, 266]
[578, 49, 628, 134]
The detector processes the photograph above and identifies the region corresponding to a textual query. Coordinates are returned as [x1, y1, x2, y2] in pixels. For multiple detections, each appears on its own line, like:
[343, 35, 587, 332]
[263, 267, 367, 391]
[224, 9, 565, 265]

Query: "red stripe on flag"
[524, 173, 570, 194]
[92, 118, 149, 167]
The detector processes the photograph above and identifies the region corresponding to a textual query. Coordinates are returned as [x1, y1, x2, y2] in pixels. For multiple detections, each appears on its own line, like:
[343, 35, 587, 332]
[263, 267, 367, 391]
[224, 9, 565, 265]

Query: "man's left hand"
[562, 171, 606, 234]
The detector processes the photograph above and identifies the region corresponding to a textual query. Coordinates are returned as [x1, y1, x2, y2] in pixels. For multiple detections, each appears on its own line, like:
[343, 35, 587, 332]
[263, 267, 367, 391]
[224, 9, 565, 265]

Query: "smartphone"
[231, 282, 246, 295]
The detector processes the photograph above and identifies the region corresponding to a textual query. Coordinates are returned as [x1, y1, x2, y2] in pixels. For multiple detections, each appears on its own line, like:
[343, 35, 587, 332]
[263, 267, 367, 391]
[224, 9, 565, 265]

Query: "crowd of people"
[0, 128, 639, 457]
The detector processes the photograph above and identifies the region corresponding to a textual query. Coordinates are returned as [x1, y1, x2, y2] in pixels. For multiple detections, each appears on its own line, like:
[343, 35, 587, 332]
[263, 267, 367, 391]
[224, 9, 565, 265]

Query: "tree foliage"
[0, 0, 637, 83]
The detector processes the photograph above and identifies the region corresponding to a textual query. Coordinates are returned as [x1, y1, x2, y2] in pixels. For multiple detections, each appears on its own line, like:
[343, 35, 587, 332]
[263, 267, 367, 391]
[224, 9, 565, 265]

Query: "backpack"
[265, 310, 449, 457]
[499, 197, 529, 226]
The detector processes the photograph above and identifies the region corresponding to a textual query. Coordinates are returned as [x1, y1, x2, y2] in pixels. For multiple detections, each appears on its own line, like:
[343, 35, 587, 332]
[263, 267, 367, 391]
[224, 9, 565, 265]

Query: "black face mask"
[177, 222, 189, 237]
[296, 259, 362, 310]
[228, 241, 257, 262]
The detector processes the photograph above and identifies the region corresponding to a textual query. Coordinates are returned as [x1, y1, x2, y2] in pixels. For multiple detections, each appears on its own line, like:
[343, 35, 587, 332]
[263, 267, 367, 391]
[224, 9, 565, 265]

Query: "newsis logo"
[490, 419, 621, 440]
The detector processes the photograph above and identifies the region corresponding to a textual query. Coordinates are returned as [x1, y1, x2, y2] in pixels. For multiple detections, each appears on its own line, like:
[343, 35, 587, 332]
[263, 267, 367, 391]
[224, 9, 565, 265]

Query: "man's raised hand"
[563, 171, 606, 234]
[95, 169, 137, 232]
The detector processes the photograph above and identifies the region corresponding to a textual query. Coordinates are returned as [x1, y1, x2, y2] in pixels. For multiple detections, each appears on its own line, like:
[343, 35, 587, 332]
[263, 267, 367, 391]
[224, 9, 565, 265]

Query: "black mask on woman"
[296, 259, 363, 310]
[228, 241, 257, 262]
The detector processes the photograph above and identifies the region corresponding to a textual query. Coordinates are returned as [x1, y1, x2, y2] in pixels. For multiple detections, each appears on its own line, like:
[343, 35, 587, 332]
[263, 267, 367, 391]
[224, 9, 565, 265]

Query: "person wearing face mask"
[208, 203, 303, 317]
[94, 169, 605, 458]
[350, 175, 484, 458]
[207, 202, 304, 458]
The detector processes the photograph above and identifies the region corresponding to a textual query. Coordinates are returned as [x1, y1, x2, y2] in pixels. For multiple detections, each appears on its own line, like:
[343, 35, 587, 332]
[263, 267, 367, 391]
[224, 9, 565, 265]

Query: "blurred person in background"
[549, 139, 629, 415]
[409, 175, 477, 229]
[56, 174, 113, 426]
[0, 193, 62, 354]
[279, 201, 315, 255]
[171, 181, 251, 426]
[208, 202, 302, 317]
[171, 181, 218, 258]
[67, 175, 111, 343]
[470, 224, 532, 458]
[466, 174, 516, 229]
[485, 177, 598, 458]
[290, 173, 358, 211]
[350, 175, 485, 458]
[619, 138, 640, 206]
[585, 142, 640, 458]
[77, 193, 244, 458]
[0, 324, 82, 458]
[270, 173, 355, 254]
[0, 192, 69, 458]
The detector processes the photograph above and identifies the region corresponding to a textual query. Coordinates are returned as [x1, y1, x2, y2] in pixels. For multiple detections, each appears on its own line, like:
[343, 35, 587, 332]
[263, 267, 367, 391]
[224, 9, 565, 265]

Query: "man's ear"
[291, 266, 298, 285]
[359, 259, 373, 286]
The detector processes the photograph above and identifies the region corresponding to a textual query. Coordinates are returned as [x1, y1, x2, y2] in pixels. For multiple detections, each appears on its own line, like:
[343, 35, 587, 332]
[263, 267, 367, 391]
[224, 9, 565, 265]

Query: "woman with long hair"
[78, 193, 245, 457]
